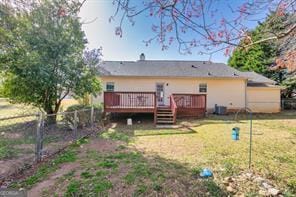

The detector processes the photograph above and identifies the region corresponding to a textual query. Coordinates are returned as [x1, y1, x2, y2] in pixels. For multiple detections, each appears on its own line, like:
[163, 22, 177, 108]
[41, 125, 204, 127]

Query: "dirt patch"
[0, 155, 34, 179]
[26, 137, 122, 196]
[28, 162, 81, 197]
[1, 132, 23, 139]
[82, 137, 121, 153]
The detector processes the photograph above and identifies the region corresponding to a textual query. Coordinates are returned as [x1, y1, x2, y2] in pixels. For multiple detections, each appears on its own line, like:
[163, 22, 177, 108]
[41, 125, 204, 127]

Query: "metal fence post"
[35, 112, 43, 162]
[74, 110, 78, 140]
[91, 106, 94, 131]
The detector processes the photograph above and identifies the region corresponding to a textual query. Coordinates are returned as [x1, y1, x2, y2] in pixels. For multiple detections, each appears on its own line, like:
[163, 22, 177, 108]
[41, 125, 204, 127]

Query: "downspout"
[244, 79, 248, 110]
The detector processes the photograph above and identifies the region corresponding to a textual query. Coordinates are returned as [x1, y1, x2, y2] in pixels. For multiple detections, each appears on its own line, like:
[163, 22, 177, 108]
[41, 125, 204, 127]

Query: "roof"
[98, 60, 275, 84]
[247, 83, 281, 88]
[239, 71, 276, 84]
[98, 60, 244, 79]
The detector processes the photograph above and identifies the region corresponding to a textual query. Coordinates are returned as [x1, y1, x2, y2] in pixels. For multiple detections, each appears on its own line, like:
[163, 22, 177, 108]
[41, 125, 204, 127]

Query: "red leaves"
[224, 47, 233, 56]
[58, 7, 66, 17]
[218, 31, 224, 38]
[277, 2, 288, 16]
[274, 50, 296, 73]
[207, 31, 216, 41]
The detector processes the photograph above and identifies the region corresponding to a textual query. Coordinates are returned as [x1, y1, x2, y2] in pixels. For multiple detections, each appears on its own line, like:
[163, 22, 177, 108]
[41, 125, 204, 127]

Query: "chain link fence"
[0, 107, 102, 181]
[281, 98, 296, 110]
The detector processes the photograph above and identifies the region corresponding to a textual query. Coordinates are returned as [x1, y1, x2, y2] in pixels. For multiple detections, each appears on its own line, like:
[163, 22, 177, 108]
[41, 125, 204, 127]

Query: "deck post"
[73, 110, 78, 140]
[154, 92, 157, 125]
[91, 106, 94, 131]
[35, 112, 44, 162]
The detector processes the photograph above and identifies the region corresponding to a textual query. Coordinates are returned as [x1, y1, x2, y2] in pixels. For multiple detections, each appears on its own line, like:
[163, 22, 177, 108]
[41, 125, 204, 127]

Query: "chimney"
[139, 53, 145, 61]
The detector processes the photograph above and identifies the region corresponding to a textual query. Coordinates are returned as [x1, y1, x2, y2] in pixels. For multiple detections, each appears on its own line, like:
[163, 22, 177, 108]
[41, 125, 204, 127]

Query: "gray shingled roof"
[99, 60, 244, 78]
[98, 60, 275, 84]
[239, 71, 276, 84]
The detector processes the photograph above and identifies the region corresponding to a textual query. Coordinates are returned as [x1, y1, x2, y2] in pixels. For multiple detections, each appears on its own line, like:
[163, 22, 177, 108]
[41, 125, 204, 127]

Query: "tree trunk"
[44, 106, 57, 125]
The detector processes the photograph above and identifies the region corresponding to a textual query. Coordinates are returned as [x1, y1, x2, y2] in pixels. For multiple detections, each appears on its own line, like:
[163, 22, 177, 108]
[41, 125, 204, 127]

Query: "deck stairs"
[156, 107, 175, 125]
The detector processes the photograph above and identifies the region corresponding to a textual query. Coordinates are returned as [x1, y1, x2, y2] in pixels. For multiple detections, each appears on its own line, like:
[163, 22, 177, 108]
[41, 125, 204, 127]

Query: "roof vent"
[139, 53, 145, 61]
[233, 73, 238, 76]
[208, 72, 211, 76]
[191, 65, 198, 69]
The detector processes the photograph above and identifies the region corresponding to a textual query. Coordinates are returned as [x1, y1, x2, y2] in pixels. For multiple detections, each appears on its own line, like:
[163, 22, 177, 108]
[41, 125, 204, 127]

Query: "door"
[156, 83, 165, 106]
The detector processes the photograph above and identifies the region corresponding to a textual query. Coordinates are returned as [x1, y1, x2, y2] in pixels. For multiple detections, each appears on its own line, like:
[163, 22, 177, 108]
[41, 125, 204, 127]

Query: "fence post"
[35, 112, 44, 162]
[91, 106, 94, 131]
[73, 110, 78, 140]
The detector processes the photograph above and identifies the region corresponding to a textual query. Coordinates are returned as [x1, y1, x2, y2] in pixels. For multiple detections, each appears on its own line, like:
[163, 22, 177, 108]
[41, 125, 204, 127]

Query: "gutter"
[245, 79, 248, 109]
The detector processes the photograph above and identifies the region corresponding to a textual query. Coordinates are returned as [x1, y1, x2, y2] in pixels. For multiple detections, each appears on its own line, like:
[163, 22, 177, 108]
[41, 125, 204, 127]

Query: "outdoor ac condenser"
[214, 104, 227, 115]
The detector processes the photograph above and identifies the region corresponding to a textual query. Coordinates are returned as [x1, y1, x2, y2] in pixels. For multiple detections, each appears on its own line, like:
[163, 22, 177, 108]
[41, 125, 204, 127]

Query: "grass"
[74, 145, 218, 196]
[12, 140, 82, 188]
[7, 111, 296, 195]
[0, 99, 80, 160]
[0, 99, 38, 118]
[103, 111, 296, 193]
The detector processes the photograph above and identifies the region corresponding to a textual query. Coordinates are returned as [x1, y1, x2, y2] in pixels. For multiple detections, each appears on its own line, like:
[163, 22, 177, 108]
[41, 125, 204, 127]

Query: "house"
[93, 54, 281, 124]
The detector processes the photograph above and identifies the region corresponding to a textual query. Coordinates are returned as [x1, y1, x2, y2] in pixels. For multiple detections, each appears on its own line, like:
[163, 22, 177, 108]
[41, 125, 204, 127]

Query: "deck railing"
[104, 92, 156, 112]
[170, 95, 177, 124]
[173, 94, 206, 108]
[172, 94, 206, 117]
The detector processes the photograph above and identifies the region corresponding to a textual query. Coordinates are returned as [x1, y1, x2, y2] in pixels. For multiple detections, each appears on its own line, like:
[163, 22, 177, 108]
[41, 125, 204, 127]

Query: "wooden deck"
[104, 92, 156, 113]
[173, 94, 207, 118]
[104, 92, 206, 124]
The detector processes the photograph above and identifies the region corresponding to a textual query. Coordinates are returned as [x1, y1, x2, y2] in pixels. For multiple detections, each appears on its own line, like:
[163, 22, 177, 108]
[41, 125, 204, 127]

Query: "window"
[106, 82, 114, 92]
[199, 83, 207, 93]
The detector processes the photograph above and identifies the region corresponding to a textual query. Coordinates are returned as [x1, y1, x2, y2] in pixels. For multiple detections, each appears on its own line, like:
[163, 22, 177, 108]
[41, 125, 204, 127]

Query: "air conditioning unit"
[214, 104, 227, 115]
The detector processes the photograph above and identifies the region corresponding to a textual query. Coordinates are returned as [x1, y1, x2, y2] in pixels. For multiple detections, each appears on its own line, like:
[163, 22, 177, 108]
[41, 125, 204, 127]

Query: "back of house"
[94, 54, 281, 123]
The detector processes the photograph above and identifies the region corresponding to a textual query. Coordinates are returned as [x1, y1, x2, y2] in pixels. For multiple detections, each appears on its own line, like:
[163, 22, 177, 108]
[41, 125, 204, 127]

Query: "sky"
[79, 0, 263, 63]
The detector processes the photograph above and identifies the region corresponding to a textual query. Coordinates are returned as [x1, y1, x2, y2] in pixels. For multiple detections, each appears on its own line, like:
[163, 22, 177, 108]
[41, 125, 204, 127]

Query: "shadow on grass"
[70, 135, 228, 196]
[98, 123, 230, 195]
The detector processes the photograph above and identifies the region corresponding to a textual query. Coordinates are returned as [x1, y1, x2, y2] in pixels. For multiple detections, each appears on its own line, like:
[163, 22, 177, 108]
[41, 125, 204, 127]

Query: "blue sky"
[79, 0, 265, 63]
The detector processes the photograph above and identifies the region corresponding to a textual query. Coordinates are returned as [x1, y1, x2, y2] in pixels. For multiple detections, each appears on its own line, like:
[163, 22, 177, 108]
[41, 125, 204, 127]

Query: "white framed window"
[199, 83, 207, 93]
[106, 82, 114, 92]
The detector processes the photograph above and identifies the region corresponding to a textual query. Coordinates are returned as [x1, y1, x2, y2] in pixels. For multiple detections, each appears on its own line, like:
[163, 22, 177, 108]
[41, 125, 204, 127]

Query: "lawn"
[103, 112, 296, 194]
[0, 98, 78, 118]
[11, 111, 296, 196]
[0, 99, 80, 177]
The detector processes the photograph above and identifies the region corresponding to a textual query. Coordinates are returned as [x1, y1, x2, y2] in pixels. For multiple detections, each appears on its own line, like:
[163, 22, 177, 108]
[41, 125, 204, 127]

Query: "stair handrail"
[170, 95, 177, 124]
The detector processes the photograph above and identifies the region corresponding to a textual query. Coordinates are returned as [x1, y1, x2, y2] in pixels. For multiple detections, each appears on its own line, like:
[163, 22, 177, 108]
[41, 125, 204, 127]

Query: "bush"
[63, 104, 103, 129]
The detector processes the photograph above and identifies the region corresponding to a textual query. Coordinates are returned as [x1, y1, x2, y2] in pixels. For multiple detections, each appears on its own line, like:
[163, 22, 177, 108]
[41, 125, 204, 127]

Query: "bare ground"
[27, 138, 121, 197]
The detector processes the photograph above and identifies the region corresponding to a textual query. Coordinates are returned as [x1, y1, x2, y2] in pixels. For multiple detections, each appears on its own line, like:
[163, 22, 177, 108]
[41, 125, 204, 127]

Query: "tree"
[0, 0, 101, 120]
[228, 12, 295, 97]
[282, 76, 296, 98]
[109, 0, 295, 58]
[228, 13, 286, 80]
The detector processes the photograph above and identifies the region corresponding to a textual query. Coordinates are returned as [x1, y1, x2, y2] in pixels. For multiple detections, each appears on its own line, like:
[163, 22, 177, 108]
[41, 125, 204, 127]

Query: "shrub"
[63, 104, 102, 129]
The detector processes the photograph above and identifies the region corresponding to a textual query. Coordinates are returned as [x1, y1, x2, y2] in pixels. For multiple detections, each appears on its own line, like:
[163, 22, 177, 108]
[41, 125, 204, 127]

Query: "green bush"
[63, 104, 103, 129]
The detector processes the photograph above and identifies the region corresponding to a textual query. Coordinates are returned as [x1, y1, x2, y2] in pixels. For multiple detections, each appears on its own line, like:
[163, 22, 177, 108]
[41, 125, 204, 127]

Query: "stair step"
[157, 113, 173, 116]
[156, 120, 174, 123]
[157, 111, 173, 114]
[156, 125, 180, 128]
[157, 108, 171, 111]
[157, 117, 174, 120]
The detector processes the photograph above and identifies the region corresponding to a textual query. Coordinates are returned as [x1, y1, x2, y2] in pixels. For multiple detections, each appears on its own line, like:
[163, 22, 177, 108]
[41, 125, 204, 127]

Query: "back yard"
[8, 111, 296, 196]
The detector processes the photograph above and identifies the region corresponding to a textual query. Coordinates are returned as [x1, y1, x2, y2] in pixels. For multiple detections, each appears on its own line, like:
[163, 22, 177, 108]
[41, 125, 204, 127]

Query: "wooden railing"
[173, 94, 206, 108]
[172, 94, 206, 117]
[104, 92, 156, 112]
[170, 95, 177, 124]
